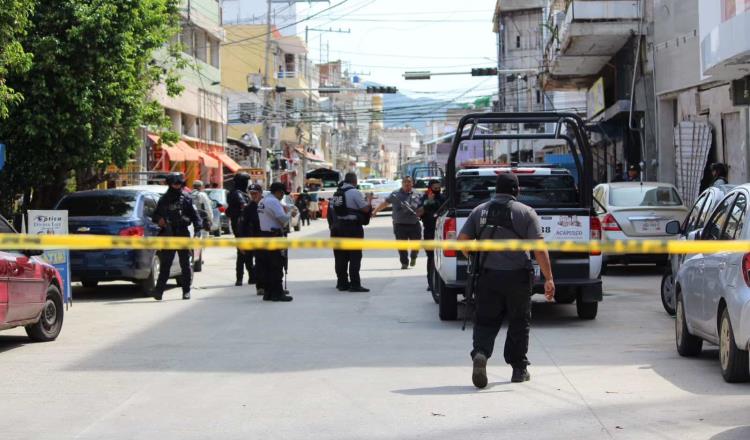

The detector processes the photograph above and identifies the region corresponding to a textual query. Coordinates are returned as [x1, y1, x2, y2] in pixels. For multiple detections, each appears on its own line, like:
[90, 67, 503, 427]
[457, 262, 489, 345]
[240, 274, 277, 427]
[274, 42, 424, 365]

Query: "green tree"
[0, 0, 34, 119]
[0, 0, 183, 209]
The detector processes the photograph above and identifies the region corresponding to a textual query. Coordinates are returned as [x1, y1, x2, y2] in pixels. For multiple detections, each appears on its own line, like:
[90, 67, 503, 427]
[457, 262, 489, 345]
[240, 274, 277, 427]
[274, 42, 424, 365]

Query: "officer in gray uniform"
[257, 182, 293, 302]
[331, 172, 372, 292]
[372, 176, 423, 269]
[458, 173, 555, 388]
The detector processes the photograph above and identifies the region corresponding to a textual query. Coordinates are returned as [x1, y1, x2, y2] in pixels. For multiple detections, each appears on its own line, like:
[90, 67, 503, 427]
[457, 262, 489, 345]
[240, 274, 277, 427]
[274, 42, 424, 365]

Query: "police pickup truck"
[433, 112, 602, 321]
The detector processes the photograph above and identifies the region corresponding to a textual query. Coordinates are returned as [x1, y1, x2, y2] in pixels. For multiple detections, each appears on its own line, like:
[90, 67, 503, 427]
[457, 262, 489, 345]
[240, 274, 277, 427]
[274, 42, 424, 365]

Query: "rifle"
[462, 222, 499, 331]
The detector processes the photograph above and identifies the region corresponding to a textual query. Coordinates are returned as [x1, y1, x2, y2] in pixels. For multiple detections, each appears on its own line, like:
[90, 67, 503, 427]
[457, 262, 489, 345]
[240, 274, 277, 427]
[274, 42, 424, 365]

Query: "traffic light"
[248, 85, 259, 93]
[366, 86, 398, 94]
[275, 85, 287, 93]
[471, 67, 498, 77]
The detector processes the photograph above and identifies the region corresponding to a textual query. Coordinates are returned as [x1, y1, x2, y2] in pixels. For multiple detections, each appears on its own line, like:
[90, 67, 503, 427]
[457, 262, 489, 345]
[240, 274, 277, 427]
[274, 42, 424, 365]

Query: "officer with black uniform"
[227, 173, 254, 286]
[421, 179, 446, 292]
[152, 173, 202, 301]
[238, 184, 265, 296]
[257, 182, 293, 302]
[330, 172, 372, 292]
[458, 173, 555, 387]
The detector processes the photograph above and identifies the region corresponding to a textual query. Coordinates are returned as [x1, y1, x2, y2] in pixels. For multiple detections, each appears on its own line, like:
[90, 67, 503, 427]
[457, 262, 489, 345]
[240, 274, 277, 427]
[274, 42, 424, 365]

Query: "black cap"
[248, 184, 263, 192]
[269, 182, 286, 193]
[495, 173, 519, 195]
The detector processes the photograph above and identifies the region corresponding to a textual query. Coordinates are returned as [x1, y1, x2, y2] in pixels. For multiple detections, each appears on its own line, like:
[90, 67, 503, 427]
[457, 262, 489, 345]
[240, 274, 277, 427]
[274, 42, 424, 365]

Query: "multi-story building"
[146, 0, 230, 187]
[222, 0, 299, 35]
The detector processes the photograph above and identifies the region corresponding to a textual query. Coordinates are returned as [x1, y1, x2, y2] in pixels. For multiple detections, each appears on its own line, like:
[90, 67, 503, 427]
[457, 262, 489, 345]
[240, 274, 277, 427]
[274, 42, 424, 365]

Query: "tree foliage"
[0, 0, 34, 118]
[0, 0, 183, 209]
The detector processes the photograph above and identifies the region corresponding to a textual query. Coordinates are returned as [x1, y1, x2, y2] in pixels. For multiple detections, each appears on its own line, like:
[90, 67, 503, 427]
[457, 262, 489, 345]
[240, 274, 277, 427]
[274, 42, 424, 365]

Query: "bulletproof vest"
[165, 195, 189, 228]
[332, 187, 354, 217]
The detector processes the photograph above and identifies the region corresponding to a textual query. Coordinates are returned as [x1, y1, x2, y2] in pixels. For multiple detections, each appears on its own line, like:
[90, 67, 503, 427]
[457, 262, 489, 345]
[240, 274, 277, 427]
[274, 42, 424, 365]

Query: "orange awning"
[175, 141, 201, 162]
[160, 144, 187, 162]
[212, 152, 241, 173]
[198, 151, 219, 168]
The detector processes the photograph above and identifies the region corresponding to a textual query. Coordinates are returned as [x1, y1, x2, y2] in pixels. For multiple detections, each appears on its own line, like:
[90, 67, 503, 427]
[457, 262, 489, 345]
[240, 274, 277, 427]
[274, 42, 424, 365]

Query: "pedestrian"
[296, 190, 311, 226]
[421, 179, 446, 292]
[711, 163, 728, 186]
[238, 184, 265, 296]
[330, 172, 372, 292]
[227, 173, 254, 286]
[372, 176, 423, 270]
[457, 173, 555, 387]
[257, 182, 294, 302]
[151, 173, 202, 301]
[627, 164, 641, 182]
[191, 180, 214, 237]
[309, 193, 320, 220]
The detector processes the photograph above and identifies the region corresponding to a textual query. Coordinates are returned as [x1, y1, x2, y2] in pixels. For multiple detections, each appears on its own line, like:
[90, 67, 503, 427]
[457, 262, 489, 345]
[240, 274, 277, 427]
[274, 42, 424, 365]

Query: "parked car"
[206, 188, 231, 234]
[593, 182, 689, 270]
[57, 187, 197, 294]
[661, 185, 735, 315]
[0, 215, 65, 342]
[671, 184, 750, 382]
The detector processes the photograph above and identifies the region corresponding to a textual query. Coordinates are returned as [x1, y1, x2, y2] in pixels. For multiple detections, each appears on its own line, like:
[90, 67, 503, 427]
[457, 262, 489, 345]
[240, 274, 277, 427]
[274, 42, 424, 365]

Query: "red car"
[0, 216, 64, 342]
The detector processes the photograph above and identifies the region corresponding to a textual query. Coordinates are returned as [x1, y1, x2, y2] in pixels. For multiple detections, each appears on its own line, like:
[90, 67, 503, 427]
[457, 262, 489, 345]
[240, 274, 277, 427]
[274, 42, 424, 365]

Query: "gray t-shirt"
[338, 183, 369, 220]
[386, 189, 422, 225]
[459, 194, 543, 270]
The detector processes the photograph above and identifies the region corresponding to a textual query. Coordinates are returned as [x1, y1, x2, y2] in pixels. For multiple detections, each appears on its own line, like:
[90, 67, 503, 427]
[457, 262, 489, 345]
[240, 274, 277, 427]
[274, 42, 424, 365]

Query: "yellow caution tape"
[0, 233, 749, 255]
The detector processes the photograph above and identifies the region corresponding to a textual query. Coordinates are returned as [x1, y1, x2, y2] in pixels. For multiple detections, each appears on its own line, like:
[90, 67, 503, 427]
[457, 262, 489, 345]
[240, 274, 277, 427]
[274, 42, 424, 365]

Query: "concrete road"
[1, 216, 748, 440]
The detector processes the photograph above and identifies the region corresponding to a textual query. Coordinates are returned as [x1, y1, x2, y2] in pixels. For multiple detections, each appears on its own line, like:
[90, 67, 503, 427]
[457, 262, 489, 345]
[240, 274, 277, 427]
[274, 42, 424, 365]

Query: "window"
[609, 186, 682, 207]
[593, 187, 606, 215]
[57, 194, 138, 217]
[536, 90, 541, 104]
[143, 196, 157, 218]
[456, 174, 578, 209]
[516, 35, 521, 48]
[696, 192, 716, 230]
[702, 194, 736, 240]
[722, 193, 747, 240]
[683, 193, 708, 233]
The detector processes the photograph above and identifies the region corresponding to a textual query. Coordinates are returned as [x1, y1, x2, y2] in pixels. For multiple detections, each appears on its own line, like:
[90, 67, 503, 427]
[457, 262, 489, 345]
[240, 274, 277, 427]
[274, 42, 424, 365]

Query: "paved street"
[0, 215, 748, 440]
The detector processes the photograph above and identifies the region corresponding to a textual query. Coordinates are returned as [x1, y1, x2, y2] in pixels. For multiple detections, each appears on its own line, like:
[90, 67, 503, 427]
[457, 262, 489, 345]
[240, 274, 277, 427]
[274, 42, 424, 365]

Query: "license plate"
[635, 220, 662, 233]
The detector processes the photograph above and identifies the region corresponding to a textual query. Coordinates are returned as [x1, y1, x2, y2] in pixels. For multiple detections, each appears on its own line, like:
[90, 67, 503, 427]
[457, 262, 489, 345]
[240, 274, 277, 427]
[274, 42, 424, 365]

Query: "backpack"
[332, 187, 354, 217]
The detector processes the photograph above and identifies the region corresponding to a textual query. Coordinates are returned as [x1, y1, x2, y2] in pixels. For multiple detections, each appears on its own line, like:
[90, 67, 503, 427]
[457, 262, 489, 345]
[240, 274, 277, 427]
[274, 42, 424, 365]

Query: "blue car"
[56, 187, 193, 294]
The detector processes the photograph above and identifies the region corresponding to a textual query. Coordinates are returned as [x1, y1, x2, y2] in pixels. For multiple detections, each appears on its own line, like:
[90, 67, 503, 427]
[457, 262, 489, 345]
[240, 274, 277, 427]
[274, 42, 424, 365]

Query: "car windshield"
[206, 190, 226, 203]
[58, 194, 138, 217]
[609, 186, 682, 207]
[456, 174, 578, 209]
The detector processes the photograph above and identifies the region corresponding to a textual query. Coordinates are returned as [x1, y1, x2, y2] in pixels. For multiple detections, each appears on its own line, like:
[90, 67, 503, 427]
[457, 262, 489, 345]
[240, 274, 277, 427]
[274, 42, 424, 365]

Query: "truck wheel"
[719, 307, 750, 382]
[675, 292, 702, 357]
[25, 285, 64, 342]
[437, 275, 458, 321]
[576, 294, 598, 320]
[661, 272, 676, 316]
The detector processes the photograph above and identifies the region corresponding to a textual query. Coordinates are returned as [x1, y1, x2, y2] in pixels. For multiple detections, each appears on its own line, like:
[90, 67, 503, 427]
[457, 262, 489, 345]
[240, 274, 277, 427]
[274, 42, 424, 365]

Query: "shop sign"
[587, 77, 606, 119]
[28, 210, 72, 306]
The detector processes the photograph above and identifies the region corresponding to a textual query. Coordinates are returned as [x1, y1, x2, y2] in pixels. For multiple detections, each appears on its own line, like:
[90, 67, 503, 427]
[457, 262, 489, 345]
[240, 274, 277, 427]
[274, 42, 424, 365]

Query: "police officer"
[330, 172, 372, 292]
[372, 176, 423, 269]
[257, 182, 293, 302]
[421, 179, 446, 292]
[238, 184, 265, 296]
[457, 173, 555, 387]
[152, 173, 202, 301]
[191, 180, 214, 236]
[227, 173, 254, 286]
[711, 162, 729, 186]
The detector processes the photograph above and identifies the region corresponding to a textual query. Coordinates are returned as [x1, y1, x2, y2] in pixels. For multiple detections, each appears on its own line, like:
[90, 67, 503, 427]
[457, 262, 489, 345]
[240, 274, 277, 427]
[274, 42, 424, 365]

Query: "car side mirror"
[665, 220, 681, 235]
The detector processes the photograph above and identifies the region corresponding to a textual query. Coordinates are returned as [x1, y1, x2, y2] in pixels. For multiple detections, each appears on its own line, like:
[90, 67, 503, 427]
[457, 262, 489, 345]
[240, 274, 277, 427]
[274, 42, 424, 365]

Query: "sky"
[222, 0, 499, 102]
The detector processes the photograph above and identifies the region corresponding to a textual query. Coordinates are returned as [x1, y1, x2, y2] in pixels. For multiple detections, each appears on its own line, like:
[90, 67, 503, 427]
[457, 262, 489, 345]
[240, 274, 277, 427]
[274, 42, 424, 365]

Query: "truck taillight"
[119, 226, 145, 237]
[590, 217, 602, 256]
[602, 214, 621, 231]
[742, 253, 750, 287]
[443, 217, 457, 257]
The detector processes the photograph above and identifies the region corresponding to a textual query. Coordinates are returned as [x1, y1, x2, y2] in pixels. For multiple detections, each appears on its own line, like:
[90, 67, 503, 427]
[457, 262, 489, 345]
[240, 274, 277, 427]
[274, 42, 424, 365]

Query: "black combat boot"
[472, 352, 488, 389]
[511, 367, 530, 383]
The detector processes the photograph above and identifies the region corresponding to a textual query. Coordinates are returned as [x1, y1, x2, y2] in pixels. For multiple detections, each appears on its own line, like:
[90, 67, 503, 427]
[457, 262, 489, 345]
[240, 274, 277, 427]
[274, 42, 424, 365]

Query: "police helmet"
[165, 172, 186, 186]
[269, 182, 286, 194]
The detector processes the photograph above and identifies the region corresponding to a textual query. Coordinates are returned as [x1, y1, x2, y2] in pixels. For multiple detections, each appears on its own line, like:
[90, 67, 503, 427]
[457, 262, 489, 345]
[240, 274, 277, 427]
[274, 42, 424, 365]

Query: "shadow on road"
[711, 426, 750, 440]
[0, 335, 31, 353]
[392, 384, 513, 396]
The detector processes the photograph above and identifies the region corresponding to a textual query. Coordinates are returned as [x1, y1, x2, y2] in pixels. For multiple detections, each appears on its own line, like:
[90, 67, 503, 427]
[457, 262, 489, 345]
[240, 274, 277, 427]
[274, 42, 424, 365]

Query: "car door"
[704, 191, 748, 340]
[141, 194, 160, 272]
[0, 218, 46, 322]
[690, 193, 735, 335]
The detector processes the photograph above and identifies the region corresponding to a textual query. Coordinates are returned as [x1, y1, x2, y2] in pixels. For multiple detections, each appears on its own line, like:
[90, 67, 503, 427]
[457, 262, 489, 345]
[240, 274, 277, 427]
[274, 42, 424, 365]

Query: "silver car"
[593, 182, 688, 270]
[672, 184, 750, 382]
[661, 185, 735, 315]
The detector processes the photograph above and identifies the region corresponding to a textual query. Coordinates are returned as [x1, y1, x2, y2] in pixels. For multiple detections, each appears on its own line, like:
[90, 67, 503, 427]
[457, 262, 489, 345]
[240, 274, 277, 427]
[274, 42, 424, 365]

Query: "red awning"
[175, 141, 201, 162]
[160, 145, 187, 162]
[197, 151, 219, 168]
[212, 152, 241, 173]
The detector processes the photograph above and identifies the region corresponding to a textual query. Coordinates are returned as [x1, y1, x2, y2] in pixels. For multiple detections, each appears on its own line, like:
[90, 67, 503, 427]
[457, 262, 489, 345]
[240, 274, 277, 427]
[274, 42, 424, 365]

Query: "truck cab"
[433, 112, 602, 321]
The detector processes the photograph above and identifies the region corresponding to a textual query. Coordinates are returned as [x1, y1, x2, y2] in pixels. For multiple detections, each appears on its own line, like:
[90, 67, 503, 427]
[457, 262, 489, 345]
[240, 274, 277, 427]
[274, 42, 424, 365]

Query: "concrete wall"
[653, 0, 702, 95]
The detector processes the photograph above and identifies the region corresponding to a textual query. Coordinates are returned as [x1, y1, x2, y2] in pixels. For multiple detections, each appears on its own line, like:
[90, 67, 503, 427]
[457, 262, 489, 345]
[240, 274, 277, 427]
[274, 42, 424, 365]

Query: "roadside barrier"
[1, 233, 749, 254]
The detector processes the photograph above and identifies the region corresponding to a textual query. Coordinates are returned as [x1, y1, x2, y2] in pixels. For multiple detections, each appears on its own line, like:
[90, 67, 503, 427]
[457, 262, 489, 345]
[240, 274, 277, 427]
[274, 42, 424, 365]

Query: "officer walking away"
[421, 179, 446, 292]
[296, 190, 311, 226]
[711, 163, 729, 187]
[227, 173, 254, 286]
[330, 172, 372, 292]
[190, 180, 214, 237]
[257, 182, 294, 302]
[457, 173, 555, 387]
[372, 176, 424, 270]
[152, 173, 202, 301]
[238, 184, 265, 296]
